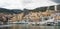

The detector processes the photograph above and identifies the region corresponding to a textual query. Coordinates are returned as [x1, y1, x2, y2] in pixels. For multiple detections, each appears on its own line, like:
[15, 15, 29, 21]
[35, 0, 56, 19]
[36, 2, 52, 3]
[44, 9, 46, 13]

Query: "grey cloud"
[51, 0, 60, 4]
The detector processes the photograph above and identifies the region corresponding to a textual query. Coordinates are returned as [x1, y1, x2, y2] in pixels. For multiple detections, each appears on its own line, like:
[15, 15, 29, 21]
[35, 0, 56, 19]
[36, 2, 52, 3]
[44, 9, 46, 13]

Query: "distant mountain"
[33, 5, 55, 12]
[0, 8, 10, 13]
[33, 7, 47, 12]
[0, 8, 23, 14]
[11, 9, 23, 14]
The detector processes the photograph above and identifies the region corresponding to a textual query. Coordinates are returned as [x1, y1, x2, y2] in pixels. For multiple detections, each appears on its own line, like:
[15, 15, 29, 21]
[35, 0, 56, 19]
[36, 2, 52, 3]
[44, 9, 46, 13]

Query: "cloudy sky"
[0, 0, 59, 10]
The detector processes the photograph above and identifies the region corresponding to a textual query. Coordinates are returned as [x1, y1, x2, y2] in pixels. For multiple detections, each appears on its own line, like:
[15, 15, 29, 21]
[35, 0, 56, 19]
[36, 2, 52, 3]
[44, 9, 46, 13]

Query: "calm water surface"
[0, 24, 60, 29]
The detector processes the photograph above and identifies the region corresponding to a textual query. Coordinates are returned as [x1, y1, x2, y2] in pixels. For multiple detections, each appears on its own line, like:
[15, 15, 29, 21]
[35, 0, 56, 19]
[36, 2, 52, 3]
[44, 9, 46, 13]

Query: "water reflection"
[0, 24, 60, 29]
[0, 27, 10, 29]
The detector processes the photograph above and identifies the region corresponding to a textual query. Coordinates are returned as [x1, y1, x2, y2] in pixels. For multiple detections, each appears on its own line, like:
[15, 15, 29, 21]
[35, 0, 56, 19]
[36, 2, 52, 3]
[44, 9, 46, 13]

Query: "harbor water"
[0, 24, 60, 29]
